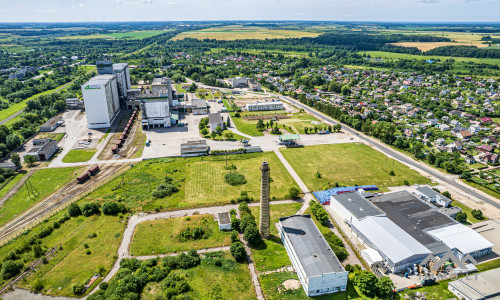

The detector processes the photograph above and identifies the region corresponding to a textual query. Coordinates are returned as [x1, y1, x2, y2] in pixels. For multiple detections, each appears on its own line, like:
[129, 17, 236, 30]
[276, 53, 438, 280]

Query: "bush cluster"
[224, 172, 247, 186]
[151, 183, 179, 198]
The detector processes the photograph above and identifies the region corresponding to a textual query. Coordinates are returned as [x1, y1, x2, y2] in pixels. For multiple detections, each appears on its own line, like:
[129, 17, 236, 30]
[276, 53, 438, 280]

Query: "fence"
[0, 244, 60, 296]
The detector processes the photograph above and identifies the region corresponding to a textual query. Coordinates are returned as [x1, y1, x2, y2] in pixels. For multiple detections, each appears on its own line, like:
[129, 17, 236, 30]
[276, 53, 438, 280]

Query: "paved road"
[277, 95, 500, 209]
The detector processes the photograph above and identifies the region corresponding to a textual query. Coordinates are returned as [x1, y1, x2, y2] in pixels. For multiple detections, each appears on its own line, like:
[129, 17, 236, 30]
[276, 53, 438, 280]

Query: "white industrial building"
[278, 215, 348, 297]
[427, 224, 493, 260]
[351, 215, 432, 273]
[448, 267, 500, 300]
[246, 101, 284, 112]
[151, 77, 173, 105]
[141, 100, 171, 129]
[414, 186, 452, 207]
[330, 192, 385, 224]
[113, 63, 132, 98]
[81, 74, 120, 129]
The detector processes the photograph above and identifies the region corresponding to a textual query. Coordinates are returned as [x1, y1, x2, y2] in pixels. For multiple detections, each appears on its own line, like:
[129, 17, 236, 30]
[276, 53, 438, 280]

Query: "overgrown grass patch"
[62, 149, 97, 163]
[130, 215, 231, 255]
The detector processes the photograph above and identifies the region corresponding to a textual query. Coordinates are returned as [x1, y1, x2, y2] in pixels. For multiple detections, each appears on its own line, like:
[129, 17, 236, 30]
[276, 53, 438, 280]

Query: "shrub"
[1, 260, 23, 280]
[389, 170, 395, 176]
[224, 172, 246, 186]
[72, 282, 86, 295]
[287, 187, 301, 199]
[471, 209, 484, 220]
[99, 282, 108, 290]
[243, 224, 261, 247]
[151, 183, 179, 198]
[102, 201, 127, 215]
[230, 242, 247, 262]
[81, 203, 100, 217]
[68, 203, 82, 217]
[455, 211, 468, 223]
[231, 230, 239, 243]
[162, 250, 200, 270]
[32, 278, 44, 292]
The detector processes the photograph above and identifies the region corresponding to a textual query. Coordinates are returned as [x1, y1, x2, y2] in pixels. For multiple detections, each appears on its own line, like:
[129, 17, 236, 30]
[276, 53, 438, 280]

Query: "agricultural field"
[59, 30, 171, 40]
[141, 252, 255, 299]
[0, 167, 83, 227]
[171, 25, 322, 41]
[390, 41, 489, 51]
[130, 214, 231, 256]
[62, 149, 97, 163]
[360, 50, 500, 66]
[87, 152, 298, 212]
[281, 143, 432, 192]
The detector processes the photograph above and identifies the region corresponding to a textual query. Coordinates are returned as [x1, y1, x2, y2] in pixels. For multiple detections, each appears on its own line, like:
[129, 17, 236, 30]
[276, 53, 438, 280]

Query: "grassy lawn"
[142, 252, 255, 299]
[61, 149, 97, 163]
[130, 214, 231, 256]
[17, 214, 126, 297]
[281, 143, 432, 191]
[465, 180, 500, 200]
[470, 163, 488, 170]
[399, 280, 455, 300]
[0, 167, 83, 227]
[230, 112, 321, 136]
[231, 115, 265, 136]
[0, 172, 25, 199]
[87, 152, 298, 212]
[260, 271, 358, 299]
[451, 200, 487, 223]
[476, 258, 500, 271]
[175, 84, 186, 93]
[201, 129, 246, 141]
[277, 113, 323, 134]
[249, 203, 302, 272]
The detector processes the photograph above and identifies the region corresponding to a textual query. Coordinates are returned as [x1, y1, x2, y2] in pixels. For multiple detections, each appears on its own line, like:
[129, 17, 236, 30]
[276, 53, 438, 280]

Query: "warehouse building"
[81, 74, 120, 129]
[151, 77, 173, 105]
[39, 116, 63, 132]
[448, 267, 500, 300]
[278, 215, 348, 297]
[24, 139, 58, 161]
[180, 140, 209, 157]
[330, 191, 385, 224]
[414, 186, 452, 207]
[246, 100, 283, 112]
[427, 224, 493, 260]
[351, 215, 432, 273]
[140, 99, 170, 129]
[191, 99, 208, 115]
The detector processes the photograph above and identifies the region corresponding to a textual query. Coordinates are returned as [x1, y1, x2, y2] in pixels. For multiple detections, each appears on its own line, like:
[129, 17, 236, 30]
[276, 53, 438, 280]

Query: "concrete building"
[113, 63, 132, 98]
[415, 186, 452, 207]
[279, 215, 348, 296]
[96, 59, 114, 75]
[66, 98, 84, 110]
[448, 267, 500, 300]
[230, 77, 248, 88]
[81, 74, 120, 129]
[191, 99, 208, 115]
[151, 77, 173, 105]
[246, 101, 284, 112]
[141, 99, 170, 129]
[39, 116, 63, 132]
[208, 113, 224, 132]
[24, 140, 58, 161]
[217, 212, 232, 231]
[180, 140, 209, 157]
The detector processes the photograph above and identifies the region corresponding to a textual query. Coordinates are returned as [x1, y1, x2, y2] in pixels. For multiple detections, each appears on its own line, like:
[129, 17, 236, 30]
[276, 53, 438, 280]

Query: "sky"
[0, 0, 499, 23]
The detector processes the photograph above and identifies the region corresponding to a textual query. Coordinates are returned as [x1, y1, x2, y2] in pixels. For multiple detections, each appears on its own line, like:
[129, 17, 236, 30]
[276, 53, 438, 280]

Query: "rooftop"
[449, 267, 500, 299]
[279, 215, 345, 277]
[427, 223, 493, 255]
[331, 192, 385, 220]
[416, 186, 452, 202]
[208, 113, 223, 124]
[217, 212, 231, 225]
[371, 191, 455, 248]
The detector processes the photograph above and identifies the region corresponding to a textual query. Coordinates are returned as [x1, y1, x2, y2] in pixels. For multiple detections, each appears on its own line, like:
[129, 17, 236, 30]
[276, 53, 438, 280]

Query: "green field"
[87, 153, 299, 212]
[17, 213, 126, 297]
[281, 143, 432, 191]
[142, 252, 255, 299]
[130, 214, 231, 256]
[231, 112, 321, 136]
[0, 167, 82, 227]
[0, 172, 25, 199]
[61, 149, 97, 163]
[172, 25, 322, 41]
[451, 200, 487, 224]
[360, 50, 500, 66]
[249, 203, 302, 272]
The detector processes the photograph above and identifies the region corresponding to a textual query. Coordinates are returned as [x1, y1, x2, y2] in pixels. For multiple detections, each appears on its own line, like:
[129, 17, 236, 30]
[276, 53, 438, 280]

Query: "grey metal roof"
[192, 99, 207, 109]
[416, 186, 452, 203]
[331, 192, 384, 220]
[371, 191, 455, 247]
[208, 113, 223, 124]
[279, 215, 345, 277]
[217, 212, 231, 225]
[449, 267, 500, 299]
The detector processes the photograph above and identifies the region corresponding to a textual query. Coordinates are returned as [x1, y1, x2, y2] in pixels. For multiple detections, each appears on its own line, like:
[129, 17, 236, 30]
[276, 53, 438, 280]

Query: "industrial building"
[151, 77, 173, 105]
[39, 116, 63, 132]
[24, 139, 58, 161]
[191, 99, 208, 115]
[448, 267, 500, 300]
[246, 100, 284, 112]
[208, 113, 224, 132]
[66, 98, 84, 110]
[140, 96, 171, 129]
[415, 186, 453, 207]
[329, 190, 494, 274]
[217, 212, 231, 231]
[180, 140, 209, 157]
[97, 59, 131, 99]
[278, 215, 348, 297]
[81, 74, 120, 129]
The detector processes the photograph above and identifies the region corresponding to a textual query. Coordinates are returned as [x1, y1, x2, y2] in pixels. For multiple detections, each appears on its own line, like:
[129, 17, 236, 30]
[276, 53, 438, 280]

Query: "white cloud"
[80, 3, 87, 7]
[419, 0, 439, 3]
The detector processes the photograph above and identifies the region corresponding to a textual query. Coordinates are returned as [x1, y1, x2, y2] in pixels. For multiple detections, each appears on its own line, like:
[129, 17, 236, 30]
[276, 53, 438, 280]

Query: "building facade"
[81, 74, 120, 129]
[279, 215, 348, 296]
[246, 101, 284, 112]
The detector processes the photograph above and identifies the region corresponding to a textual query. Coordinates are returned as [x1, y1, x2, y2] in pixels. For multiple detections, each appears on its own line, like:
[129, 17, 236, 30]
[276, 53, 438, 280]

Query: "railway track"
[0, 163, 127, 244]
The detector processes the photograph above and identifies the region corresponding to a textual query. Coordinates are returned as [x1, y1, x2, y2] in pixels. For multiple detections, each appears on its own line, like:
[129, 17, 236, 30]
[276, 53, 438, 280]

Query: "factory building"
[414, 186, 453, 207]
[151, 77, 173, 105]
[330, 190, 494, 274]
[81, 74, 120, 129]
[448, 267, 500, 300]
[113, 63, 132, 98]
[140, 98, 171, 129]
[278, 215, 348, 297]
[246, 100, 284, 112]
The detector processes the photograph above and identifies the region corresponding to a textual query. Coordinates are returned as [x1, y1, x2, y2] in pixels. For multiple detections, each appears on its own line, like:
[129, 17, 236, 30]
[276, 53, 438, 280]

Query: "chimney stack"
[259, 161, 270, 239]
